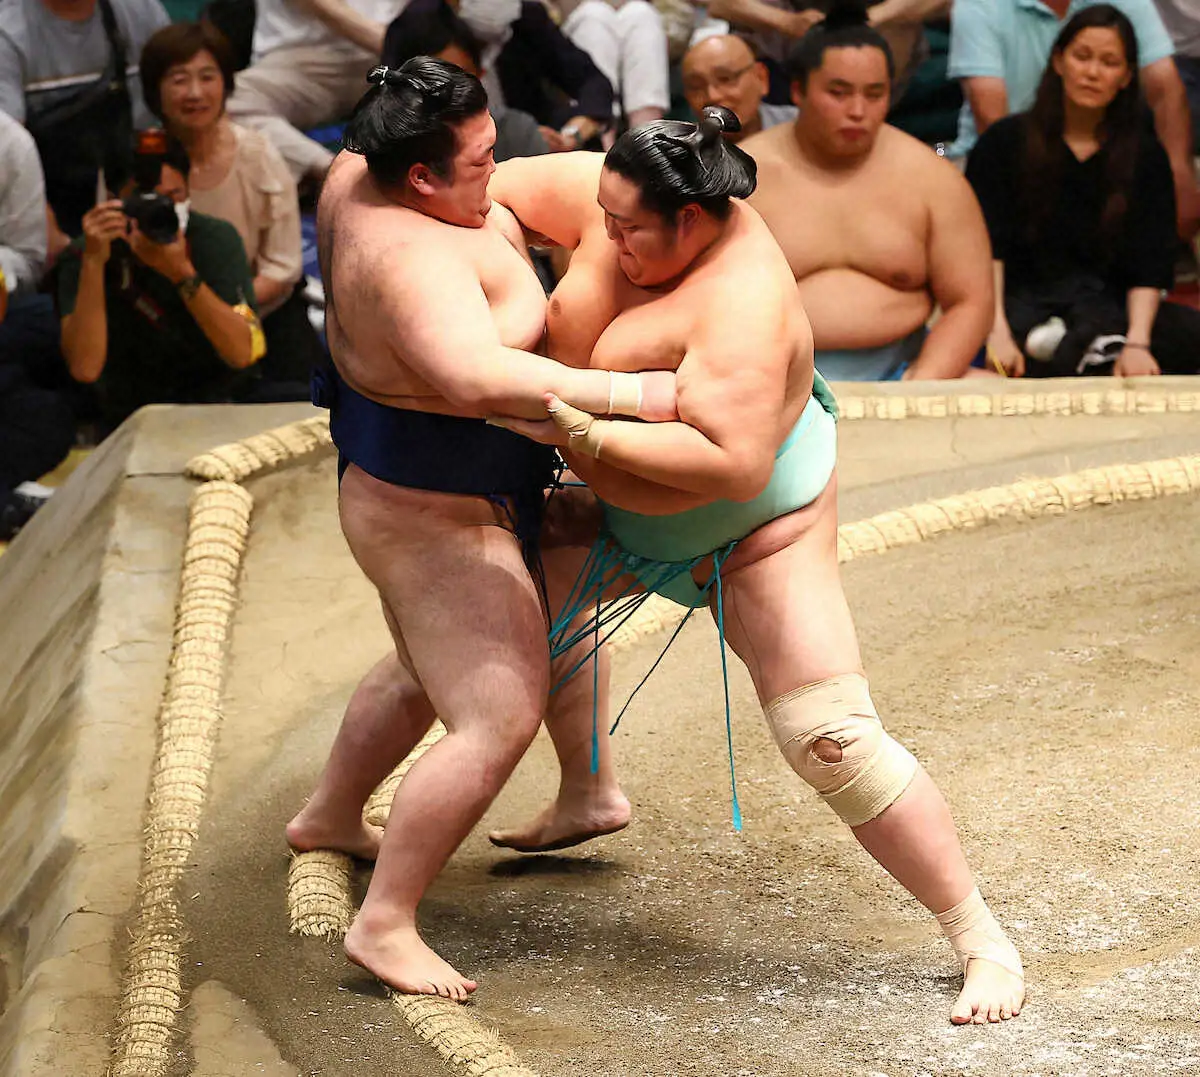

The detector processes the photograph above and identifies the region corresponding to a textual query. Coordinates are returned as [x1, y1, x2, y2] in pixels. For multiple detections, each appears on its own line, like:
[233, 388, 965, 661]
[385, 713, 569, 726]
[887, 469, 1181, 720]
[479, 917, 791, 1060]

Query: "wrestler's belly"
[798, 269, 932, 351]
[600, 386, 838, 559]
[566, 453, 712, 517]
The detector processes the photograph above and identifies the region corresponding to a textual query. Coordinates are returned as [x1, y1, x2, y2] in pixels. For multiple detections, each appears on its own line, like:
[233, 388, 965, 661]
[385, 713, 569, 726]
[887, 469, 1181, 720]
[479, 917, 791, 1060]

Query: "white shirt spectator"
[253, 0, 407, 57]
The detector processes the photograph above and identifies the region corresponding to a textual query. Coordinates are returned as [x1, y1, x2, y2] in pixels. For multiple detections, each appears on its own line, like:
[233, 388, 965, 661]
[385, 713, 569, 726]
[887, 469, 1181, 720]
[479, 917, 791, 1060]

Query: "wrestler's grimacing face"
[598, 168, 693, 287]
[426, 110, 497, 227]
[793, 46, 890, 158]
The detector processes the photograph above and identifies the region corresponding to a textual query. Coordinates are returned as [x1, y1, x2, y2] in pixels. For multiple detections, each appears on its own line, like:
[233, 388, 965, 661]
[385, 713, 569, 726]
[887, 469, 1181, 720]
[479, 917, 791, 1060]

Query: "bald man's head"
[681, 35, 770, 142]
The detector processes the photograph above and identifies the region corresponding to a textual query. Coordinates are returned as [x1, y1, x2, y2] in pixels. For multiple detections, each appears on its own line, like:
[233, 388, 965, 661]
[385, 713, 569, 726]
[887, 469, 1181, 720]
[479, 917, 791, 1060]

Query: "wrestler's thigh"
[717, 472, 863, 702]
[339, 475, 550, 733]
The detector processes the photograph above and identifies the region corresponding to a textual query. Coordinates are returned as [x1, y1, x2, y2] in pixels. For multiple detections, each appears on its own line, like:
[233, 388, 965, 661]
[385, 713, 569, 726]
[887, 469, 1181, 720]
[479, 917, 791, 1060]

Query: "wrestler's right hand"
[81, 200, 129, 265]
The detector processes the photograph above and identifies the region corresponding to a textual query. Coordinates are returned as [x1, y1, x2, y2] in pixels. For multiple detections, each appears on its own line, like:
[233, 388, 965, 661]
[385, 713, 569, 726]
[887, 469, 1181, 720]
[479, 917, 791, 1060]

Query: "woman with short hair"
[141, 22, 323, 390]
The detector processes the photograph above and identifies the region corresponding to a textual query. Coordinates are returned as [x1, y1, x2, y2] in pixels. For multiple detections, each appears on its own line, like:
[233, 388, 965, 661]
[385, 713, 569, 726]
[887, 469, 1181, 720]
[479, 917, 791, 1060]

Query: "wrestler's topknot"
[822, 0, 872, 32]
[604, 107, 756, 224]
[785, 0, 894, 88]
[697, 105, 740, 146]
[345, 57, 487, 188]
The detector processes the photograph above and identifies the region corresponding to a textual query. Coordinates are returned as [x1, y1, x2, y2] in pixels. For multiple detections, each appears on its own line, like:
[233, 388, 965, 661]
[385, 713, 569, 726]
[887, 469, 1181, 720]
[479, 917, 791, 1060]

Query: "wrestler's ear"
[676, 203, 702, 236]
[790, 77, 806, 109]
[407, 163, 440, 196]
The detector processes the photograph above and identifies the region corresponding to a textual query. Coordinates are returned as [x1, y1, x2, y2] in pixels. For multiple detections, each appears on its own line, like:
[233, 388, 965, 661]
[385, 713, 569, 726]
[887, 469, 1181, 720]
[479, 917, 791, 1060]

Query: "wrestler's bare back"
[317, 152, 547, 416]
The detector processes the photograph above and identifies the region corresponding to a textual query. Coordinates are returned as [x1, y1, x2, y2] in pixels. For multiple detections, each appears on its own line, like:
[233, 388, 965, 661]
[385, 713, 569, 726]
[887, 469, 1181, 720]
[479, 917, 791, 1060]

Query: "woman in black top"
[966, 5, 1200, 378]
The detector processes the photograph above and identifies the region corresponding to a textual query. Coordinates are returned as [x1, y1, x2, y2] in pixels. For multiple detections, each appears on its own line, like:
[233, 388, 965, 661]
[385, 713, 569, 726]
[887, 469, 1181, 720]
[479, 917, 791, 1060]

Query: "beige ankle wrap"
[764, 673, 918, 827]
[935, 888, 1024, 981]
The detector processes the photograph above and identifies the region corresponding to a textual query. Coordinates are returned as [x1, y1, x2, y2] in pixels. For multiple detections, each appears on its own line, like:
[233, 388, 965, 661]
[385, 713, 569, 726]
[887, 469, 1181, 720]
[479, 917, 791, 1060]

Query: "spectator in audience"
[967, 6, 1200, 378]
[702, 0, 941, 105]
[388, 2, 615, 151]
[655, 0, 699, 61]
[742, 6, 992, 379]
[223, 0, 406, 186]
[0, 109, 71, 541]
[58, 136, 266, 433]
[1152, 0, 1199, 145]
[948, 0, 1199, 238]
[0, 0, 169, 239]
[682, 33, 797, 138]
[141, 22, 323, 394]
[380, 8, 548, 160]
[550, 0, 671, 127]
[300, 0, 614, 151]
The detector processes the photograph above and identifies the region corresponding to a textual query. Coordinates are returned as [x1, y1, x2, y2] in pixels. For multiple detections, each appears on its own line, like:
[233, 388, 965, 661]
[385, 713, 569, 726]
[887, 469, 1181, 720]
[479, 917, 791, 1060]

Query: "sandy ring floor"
[104, 403, 1200, 1077]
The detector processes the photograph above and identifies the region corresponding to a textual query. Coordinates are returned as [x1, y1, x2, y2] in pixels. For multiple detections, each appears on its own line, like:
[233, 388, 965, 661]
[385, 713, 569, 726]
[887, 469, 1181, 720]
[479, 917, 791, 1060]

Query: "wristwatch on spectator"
[176, 273, 202, 301]
[561, 123, 584, 149]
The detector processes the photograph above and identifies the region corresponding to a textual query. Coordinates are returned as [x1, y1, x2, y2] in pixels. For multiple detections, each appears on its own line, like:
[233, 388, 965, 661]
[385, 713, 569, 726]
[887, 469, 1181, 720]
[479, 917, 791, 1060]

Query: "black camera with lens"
[121, 129, 180, 244]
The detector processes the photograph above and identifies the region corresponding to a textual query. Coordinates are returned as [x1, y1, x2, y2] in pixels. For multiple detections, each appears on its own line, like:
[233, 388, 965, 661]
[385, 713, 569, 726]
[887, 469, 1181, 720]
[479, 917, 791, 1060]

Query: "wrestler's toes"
[949, 995, 976, 1025]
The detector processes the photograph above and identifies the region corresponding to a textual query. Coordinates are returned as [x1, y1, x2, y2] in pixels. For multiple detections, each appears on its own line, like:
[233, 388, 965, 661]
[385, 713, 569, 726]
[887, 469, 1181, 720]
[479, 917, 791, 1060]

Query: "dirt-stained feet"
[286, 804, 384, 861]
[488, 793, 631, 854]
[950, 958, 1025, 1025]
[345, 918, 477, 1002]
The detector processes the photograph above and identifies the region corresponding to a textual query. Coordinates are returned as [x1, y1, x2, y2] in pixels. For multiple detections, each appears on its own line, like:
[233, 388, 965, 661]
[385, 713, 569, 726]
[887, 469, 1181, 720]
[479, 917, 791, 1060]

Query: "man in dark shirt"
[57, 138, 264, 432]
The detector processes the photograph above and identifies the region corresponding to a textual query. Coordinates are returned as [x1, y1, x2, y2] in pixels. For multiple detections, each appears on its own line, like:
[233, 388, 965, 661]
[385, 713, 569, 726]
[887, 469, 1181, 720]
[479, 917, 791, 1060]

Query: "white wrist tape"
[607, 371, 643, 417]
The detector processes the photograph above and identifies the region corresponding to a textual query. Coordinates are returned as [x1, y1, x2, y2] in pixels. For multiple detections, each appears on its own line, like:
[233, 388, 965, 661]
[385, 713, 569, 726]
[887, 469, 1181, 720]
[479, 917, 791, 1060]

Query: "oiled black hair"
[786, 0, 895, 89]
[343, 57, 488, 187]
[604, 105, 755, 223]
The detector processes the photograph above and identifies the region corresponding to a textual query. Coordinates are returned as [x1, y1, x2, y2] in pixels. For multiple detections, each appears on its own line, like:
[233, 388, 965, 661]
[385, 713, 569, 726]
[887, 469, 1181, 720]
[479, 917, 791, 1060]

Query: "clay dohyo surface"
[3, 395, 1199, 1077]
[174, 460, 1200, 1077]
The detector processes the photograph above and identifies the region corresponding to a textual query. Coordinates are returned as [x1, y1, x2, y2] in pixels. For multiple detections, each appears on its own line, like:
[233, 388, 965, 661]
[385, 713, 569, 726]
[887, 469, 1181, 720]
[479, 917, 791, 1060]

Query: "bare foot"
[345, 918, 477, 1002]
[488, 793, 631, 853]
[286, 803, 383, 861]
[950, 958, 1025, 1025]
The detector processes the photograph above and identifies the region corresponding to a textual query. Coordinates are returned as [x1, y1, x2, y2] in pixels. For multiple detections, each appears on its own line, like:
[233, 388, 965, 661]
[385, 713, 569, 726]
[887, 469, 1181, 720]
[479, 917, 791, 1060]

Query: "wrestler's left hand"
[485, 414, 570, 448]
[488, 393, 607, 450]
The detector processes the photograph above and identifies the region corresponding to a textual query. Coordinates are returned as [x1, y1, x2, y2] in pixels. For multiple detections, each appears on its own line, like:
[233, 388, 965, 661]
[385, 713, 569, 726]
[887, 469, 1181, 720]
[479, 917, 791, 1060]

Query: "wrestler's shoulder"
[874, 125, 964, 185]
[740, 127, 793, 182]
[741, 123, 790, 160]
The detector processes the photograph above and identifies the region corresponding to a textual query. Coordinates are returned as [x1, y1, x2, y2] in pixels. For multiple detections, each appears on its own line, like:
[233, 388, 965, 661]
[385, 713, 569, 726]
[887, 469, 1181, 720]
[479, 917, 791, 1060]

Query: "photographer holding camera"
[58, 132, 265, 433]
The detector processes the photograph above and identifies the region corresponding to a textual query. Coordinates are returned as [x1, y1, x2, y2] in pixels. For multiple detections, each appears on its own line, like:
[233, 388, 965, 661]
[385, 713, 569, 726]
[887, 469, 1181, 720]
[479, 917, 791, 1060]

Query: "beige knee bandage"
[935, 888, 1024, 981]
[764, 673, 918, 827]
